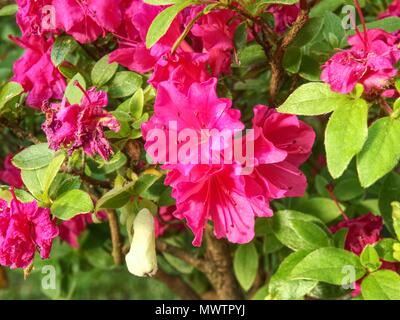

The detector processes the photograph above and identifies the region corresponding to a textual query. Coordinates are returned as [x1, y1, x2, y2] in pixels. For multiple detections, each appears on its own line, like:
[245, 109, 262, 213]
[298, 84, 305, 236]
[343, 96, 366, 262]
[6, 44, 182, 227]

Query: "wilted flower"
[268, 4, 300, 33]
[42, 86, 120, 160]
[125, 208, 158, 277]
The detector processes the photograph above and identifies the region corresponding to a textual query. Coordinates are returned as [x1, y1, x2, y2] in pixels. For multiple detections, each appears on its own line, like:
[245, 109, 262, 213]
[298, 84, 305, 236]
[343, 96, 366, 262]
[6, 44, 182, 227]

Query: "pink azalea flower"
[189, 8, 240, 76]
[142, 83, 315, 246]
[42, 86, 120, 160]
[53, 0, 123, 43]
[109, 0, 182, 73]
[149, 51, 211, 90]
[167, 164, 267, 246]
[268, 4, 300, 33]
[142, 78, 244, 173]
[379, 0, 400, 18]
[16, 0, 55, 37]
[250, 105, 315, 200]
[0, 155, 24, 189]
[59, 211, 107, 248]
[321, 29, 400, 94]
[12, 35, 66, 109]
[0, 190, 58, 269]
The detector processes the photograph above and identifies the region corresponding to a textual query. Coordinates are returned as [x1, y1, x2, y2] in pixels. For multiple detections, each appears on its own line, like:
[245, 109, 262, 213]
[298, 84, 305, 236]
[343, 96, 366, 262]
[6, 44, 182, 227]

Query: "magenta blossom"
[42, 86, 120, 160]
[0, 155, 24, 189]
[0, 190, 58, 269]
[109, 0, 182, 73]
[149, 52, 211, 91]
[142, 78, 244, 174]
[12, 35, 66, 109]
[16, 0, 56, 37]
[142, 81, 315, 246]
[379, 0, 400, 18]
[189, 8, 240, 76]
[53, 0, 123, 43]
[250, 105, 315, 200]
[321, 29, 400, 95]
[268, 4, 300, 33]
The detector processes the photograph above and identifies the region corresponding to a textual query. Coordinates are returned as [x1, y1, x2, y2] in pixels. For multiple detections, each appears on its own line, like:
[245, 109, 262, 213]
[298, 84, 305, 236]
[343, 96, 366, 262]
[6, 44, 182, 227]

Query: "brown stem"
[154, 268, 201, 300]
[107, 210, 123, 265]
[269, 0, 317, 105]
[203, 226, 243, 300]
[0, 266, 8, 289]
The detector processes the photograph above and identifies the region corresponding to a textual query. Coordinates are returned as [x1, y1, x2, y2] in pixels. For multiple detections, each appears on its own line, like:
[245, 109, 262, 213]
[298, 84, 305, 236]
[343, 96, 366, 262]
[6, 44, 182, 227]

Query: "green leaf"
[49, 173, 81, 200]
[0, 82, 23, 112]
[108, 71, 142, 98]
[334, 177, 364, 201]
[290, 247, 366, 285]
[310, 0, 344, 17]
[360, 244, 382, 272]
[391, 202, 400, 241]
[13, 144, 55, 170]
[134, 174, 161, 196]
[325, 98, 368, 179]
[269, 250, 317, 300]
[234, 23, 248, 50]
[375, 238, 399, 263]
[0, 4, 18, 16]
[21, 167, 47, 199]
[51, 190, 94, 220]
[272, 210, 332, 251]
[95, 181, 136, 210]
[290, 17, 324, 48]
[361, 270, 400, 300]
[130, 88, 144, 120]
[379, 173, 400, 235]
[298, 55, 321, 81]
[51, 35, 78, 67]
[65, 73, 86, 104]
[291, 197, 345, 223]
[357, 117, 400, 188]
[283, 47, 302, 73]
[362, 17, 400, 34]
[278, 83, 350, 116]
[146, 0, 193, 48]
[333, 228, 348, 249]
[42, 153, 66, 200]
[233, 243, 259, 291]
[91, 55, 118, 87]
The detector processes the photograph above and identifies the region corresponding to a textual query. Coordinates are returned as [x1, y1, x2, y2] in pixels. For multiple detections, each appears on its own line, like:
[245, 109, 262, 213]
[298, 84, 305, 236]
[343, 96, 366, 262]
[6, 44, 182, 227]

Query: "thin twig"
[107, 210, 123, 265]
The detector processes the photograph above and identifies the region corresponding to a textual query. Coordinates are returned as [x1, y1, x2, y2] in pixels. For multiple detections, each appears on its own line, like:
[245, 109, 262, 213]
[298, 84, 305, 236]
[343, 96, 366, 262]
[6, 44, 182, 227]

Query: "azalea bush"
[0, 0, 400, 300]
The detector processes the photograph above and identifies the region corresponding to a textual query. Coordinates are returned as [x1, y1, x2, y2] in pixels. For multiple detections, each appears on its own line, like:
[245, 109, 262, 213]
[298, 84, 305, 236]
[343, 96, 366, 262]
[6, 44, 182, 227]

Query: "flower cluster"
[321, 29, 400, 96]
[379, 0, 400, 18]
[0, 154, 23, 189]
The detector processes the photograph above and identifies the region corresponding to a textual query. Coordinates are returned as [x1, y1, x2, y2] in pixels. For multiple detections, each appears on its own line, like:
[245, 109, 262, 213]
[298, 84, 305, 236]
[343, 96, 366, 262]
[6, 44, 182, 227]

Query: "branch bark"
[203, 226, 243, 300]
[269, 0, 317, 105]
[106, 210, 123, 265]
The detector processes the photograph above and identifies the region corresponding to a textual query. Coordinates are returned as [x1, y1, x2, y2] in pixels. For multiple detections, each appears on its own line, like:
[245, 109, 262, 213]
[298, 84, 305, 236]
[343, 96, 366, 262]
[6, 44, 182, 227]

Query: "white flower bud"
[125, 208, 158, 277]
